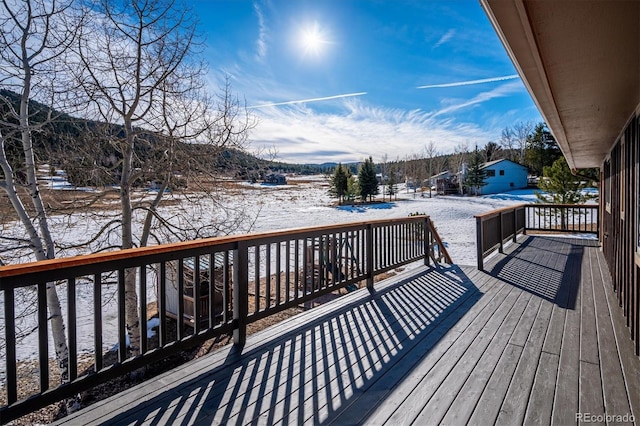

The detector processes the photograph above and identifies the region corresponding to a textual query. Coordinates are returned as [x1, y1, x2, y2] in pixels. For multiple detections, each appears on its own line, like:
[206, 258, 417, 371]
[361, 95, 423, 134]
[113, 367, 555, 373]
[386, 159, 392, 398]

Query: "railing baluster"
[117, 269, 126, 363]
[233, 242, 248, 346]
[294, 239, 300, 301]
[285, 241, 291, 303]
[276, 242, 281, 305]
[68, 277, 77, 381]
[5, 288, 17, 404]
[94, 273, 103, 372]
[38, 282, 48, 392]
[139, 267, 147, 354]
[265, 243, 271, 309]
[208, 253, 214, 327]
[223, 252, 231, 323]
[254, 245, 260, 312]
[311, 237, 316, 292]
[194, 256, 201, 334]
[366, 224, 374, 290]
[177, 260, 184, 340]
[159, 262, 167, 346]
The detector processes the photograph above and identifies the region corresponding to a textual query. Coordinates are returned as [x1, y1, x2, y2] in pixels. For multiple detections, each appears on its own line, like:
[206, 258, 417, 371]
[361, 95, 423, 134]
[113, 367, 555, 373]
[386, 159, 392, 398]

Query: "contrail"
[416, 74, 519, 89]
[249, 92, 367, 108]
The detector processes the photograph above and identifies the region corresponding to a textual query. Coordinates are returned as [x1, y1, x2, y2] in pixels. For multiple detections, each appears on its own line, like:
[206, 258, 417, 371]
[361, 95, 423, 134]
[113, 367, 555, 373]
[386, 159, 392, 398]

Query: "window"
[499, 170, 505, 176]
[486, 169, 495, 177]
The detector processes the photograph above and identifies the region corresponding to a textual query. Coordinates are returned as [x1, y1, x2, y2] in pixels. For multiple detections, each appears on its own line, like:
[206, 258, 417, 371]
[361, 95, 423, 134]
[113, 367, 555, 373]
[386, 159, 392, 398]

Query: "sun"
[298, 22, 329, 57]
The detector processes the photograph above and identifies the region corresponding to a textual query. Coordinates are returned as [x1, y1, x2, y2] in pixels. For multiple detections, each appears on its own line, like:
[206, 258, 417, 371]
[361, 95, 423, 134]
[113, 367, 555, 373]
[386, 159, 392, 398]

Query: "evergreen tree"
[536, 156, 593, 229]
[329, 163, 348, 203]
[358, 156, 379, 202]
[345, 173, 359, 203]
[525, 122, 562, 176]
[536, 156, 590, 204]
[464, 146, 487, 196]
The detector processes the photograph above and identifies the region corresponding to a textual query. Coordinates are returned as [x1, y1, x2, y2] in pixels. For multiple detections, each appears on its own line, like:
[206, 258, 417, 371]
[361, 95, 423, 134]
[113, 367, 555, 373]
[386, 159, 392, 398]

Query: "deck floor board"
[55, 235, 640, 426]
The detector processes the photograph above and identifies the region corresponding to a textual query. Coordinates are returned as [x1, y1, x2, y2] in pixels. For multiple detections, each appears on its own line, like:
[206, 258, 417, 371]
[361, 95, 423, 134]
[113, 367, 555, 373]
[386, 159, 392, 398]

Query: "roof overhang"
[480, 0, 640, 169]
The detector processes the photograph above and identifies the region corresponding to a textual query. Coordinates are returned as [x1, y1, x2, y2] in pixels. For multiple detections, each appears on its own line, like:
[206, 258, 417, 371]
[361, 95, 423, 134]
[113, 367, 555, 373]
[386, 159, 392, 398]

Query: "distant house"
[429, 170, 459, 195]
[264, 173, 287, 185]
[479, 159, 528, 194]
[428, 171, 452, 187]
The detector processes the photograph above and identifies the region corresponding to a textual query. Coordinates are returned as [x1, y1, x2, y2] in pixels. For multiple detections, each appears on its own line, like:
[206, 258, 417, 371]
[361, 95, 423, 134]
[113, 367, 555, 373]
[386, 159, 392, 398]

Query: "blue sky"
[196, 0, 542, 164]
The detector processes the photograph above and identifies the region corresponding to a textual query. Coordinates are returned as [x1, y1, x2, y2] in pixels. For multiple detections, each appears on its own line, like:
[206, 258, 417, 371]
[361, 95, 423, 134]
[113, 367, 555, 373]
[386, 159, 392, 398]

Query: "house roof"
[480, 0, 640, 169]
[480, 158, 527, 170]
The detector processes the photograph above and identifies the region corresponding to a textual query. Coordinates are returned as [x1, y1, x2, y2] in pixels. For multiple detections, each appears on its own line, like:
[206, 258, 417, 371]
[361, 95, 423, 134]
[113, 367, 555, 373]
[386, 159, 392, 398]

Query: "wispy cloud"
[432, 80, 523, 117]
[433, 29, 455, 48]
[253, 1, 268, 61]
[417, 74, 519, 89]
[249, 92, 368, 108]
[250, 99, 493, 164]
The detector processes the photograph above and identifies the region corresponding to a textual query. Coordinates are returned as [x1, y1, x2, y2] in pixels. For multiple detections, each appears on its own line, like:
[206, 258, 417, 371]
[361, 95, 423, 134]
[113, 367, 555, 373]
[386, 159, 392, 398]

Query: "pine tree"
[536, 156, 593, 229]
[345, 173, 358, 203]
[464, 146, 487, 196]
[358, 156, 379, 202]
[525, 122, 562, 176]
[329, 163, 348, 204]
[536, 156, 589, 204]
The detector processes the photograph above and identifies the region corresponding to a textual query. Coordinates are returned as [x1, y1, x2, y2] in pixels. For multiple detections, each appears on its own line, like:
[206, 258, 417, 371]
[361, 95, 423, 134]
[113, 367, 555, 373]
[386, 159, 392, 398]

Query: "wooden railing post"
[498, 212, 504, 254]
[233, 242, 248, 346]
[476, 216, 484, 271]
[366, 223, 374, 291]
[424, 217, 430, 267]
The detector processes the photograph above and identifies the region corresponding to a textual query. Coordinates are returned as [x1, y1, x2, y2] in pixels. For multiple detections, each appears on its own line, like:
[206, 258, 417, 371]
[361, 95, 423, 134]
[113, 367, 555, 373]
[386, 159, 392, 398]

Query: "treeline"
[0, 89, 325, 187]
[371, 122, 598, 186]
[328, 121, 599, 204]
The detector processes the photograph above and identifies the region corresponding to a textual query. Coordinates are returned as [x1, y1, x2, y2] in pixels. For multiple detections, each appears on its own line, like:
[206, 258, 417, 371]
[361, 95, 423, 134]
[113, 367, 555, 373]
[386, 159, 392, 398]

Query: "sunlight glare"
[298, 22, 329, 57]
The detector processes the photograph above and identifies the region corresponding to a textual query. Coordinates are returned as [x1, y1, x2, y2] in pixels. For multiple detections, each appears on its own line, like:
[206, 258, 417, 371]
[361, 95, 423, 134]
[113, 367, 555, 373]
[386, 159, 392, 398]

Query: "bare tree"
[73, 0, 255, 355]
[513, 121, 534, 164]
[484, 141, 502, 162]
[0, 0, 79, 384]
[379, 153, 389, 201]
[424, 141, 439, 197]
[499, 126, 517, 162]
[452, 142, 469, 194]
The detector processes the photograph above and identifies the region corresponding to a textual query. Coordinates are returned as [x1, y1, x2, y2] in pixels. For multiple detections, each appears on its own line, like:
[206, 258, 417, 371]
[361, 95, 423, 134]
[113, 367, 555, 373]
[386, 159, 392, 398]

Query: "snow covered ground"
[0, 174, 598, 378]
[248, 175, 543, 266]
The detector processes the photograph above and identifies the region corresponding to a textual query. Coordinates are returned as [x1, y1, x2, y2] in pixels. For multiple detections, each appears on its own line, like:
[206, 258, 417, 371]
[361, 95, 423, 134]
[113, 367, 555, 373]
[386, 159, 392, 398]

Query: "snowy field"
[248, 174, 543, 266]
[0, 174, 597, 376]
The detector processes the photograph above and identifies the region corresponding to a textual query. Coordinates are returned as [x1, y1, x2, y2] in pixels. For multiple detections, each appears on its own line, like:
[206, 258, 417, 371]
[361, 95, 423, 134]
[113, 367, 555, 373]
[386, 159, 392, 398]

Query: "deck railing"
[475, 203, 599, 270]
[0, 215, 449, 423]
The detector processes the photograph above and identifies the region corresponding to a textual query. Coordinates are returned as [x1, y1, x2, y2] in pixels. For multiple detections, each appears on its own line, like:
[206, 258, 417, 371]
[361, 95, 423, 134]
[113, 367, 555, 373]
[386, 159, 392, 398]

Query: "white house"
[479, 159, 528, 194]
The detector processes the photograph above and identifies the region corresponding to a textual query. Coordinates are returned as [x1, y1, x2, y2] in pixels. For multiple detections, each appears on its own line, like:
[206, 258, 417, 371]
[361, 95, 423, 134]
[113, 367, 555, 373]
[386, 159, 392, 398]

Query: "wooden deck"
[56, 235, 639, 425]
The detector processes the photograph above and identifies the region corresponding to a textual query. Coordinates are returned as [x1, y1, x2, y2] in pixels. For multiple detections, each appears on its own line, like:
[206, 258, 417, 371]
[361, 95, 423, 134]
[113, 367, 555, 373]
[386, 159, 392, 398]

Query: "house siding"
[602, 111, 640, 355]
[481, 160, 528, 194]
